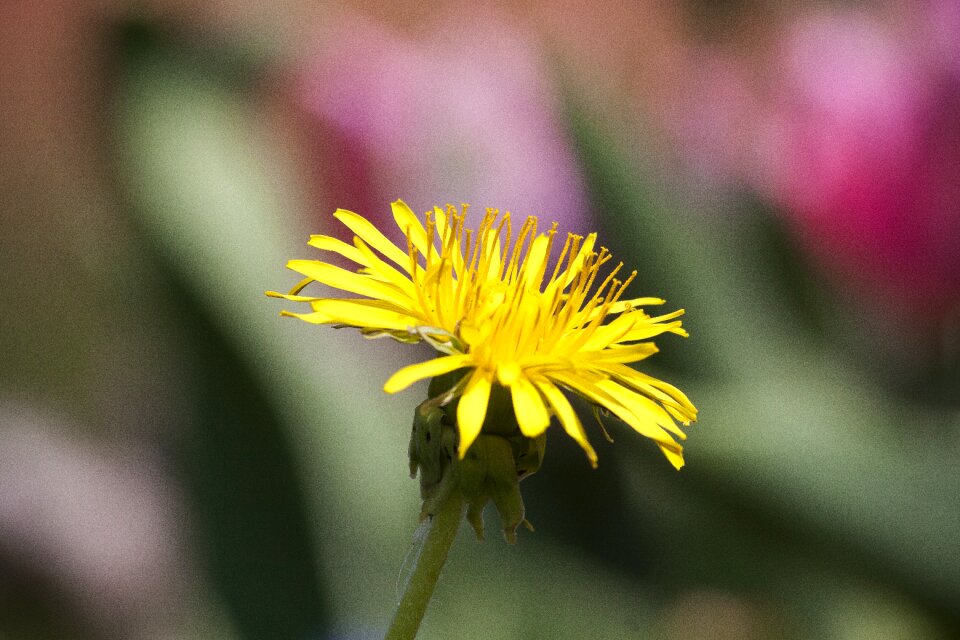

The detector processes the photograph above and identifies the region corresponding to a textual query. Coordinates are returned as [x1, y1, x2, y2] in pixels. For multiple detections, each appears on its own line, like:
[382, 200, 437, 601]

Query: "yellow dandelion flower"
[268, 200, 697, 469]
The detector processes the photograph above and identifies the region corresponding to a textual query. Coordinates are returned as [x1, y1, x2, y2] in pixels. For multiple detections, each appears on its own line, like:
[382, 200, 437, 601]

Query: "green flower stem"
[385, 494, 465, 640]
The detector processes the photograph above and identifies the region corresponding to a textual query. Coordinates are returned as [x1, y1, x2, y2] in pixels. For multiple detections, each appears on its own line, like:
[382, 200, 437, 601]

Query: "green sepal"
[407, 373, 548, 543]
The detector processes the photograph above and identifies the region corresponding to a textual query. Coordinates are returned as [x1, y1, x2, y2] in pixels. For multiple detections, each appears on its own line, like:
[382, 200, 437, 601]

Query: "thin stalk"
[385, 494, 465, 640]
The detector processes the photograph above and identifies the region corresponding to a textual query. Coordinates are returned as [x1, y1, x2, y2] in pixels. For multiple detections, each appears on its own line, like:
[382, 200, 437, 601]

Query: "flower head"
[268, 200, 697, 469]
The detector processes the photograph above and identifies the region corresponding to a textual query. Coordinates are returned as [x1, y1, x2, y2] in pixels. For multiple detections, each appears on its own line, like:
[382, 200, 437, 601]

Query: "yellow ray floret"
[267, 200, 698, 469]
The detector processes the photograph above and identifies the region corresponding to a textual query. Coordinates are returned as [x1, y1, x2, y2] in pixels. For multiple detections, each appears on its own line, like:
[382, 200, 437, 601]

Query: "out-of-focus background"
[2, 1, 958, 638]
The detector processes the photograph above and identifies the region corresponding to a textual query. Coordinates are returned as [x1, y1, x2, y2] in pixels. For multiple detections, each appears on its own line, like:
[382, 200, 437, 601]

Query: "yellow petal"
[286, 260, 412, 310]
[334, 208, 411, 269]
[521, 234, 550, 292]
[623, 322, 687, 341]
[308, 235, 367, 265]
[265, 290, 322, 302]
[480, 227, 502, 281]
[601, 297, 665, 316]
[352, 237, 417, 294]
[511, 375, 551, 437]
[607, 363, 698, 421]
[551, 372, 676, 448]
[578, 343, 659, 365]
[383, 354, 474, 394]
[596, 379, 687, 440]
[658, 443, 685, 470]
[555, 232, 597, 287]
[620, 310, 688, 342]
[309, 299, 419, 331]
[535, 379, 597, 467]
[496, 362, 522, 386]
[457, 370, 492, 458]
[392, 200, 430, 257]
[278, 310, 332, 323]
[580, 313, 642, 351]
[433, 206, 449, 248]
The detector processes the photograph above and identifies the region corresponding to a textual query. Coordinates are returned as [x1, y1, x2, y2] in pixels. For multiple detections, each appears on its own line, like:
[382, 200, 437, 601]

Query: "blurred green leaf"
[569, 104, 960, 626]
[116, 25, 327, 639]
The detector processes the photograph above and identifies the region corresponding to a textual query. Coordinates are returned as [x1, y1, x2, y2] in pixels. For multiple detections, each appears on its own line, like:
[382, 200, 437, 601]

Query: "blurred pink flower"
[757, 9, 960, 323]
[927, 0, 960, 82]
[291, 8, 590, 239]
[0, 405, 186, 637]
[676, 6, 960, 326]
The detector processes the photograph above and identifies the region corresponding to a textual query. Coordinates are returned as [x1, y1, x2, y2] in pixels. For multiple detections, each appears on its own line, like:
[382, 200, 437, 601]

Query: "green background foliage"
[1, 15, 957, 640]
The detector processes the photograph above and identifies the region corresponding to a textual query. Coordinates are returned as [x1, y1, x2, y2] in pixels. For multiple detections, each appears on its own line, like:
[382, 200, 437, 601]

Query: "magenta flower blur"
[294, 9, 590, 236]
[760, 10, 960, 322]
[673, 6, 960, 326]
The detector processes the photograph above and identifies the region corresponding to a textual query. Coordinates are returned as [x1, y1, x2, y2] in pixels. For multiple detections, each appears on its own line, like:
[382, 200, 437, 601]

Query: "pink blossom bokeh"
[289, 9, 590, 239]
[673, 4, 960, 329]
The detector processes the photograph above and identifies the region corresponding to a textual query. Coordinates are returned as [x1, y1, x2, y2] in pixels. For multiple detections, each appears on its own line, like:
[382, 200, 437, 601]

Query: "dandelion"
[268, 199, 697, 469]
[269, 199, 698, 638]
